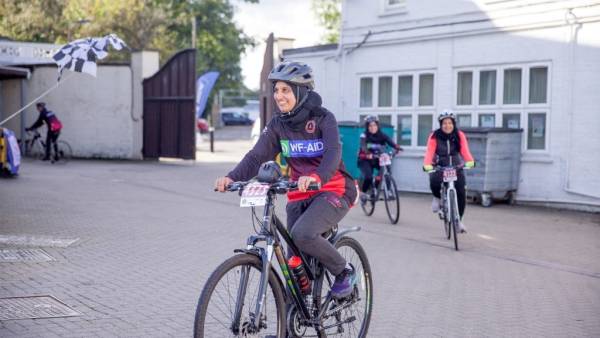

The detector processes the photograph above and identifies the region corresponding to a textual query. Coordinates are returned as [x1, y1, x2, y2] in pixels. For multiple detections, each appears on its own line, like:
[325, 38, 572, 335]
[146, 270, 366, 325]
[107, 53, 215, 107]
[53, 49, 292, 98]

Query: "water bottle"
[288, 256, 311, 295]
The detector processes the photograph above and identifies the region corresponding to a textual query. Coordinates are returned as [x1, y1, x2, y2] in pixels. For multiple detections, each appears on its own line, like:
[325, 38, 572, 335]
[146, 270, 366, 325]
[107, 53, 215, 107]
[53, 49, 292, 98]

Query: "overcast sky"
[233, 0, 327, 90]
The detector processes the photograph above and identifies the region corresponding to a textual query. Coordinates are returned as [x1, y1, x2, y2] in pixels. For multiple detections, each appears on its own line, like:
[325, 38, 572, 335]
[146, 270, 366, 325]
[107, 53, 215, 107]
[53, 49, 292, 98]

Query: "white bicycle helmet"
[438, 109, 456, 123]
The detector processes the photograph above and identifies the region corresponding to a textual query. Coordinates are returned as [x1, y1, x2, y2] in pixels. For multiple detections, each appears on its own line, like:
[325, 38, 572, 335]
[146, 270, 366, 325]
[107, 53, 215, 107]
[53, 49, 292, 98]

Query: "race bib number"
[240, 182, 270, 207]
[379, 153, 392, 166]
[443, 169, 458, 182]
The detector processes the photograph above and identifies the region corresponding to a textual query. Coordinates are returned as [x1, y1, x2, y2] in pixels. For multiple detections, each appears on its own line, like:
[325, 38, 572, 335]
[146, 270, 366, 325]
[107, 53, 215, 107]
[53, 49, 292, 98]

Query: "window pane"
[379, 115, 392, 125]
[529, 67, 548, 104]
[398, 75, 412, 106]
[457, 71, 472, 105]
[389, 0, 402, 5]
[503, 69, 522, 104]
[417, 115, 433, 146]
[457, 114, 472, 128]
[479, 70, 496, 105]
[502, 113, 520, 129]
[397, 115, 412, 146]
[378, 76, 392, 107]
[360, 78, 373, 107]
[528, 113, 546, 149]
[419, 74, 434, 106]
[359, 114, 368, 123]
[478, 114, 495, 127]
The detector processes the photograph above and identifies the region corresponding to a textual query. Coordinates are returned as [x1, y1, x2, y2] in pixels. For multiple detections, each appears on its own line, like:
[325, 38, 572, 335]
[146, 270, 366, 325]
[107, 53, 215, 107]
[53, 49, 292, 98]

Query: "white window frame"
[453, 61, 551, 153]
[456, 71, 474, 107]
[356, 68, 437, 148]
[359, 76, 374, 108]
[380, 0, 407, 16]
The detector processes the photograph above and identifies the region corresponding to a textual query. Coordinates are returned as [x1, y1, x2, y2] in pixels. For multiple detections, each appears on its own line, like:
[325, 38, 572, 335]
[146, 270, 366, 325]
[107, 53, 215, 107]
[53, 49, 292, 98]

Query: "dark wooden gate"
[143, 49, 196, 159]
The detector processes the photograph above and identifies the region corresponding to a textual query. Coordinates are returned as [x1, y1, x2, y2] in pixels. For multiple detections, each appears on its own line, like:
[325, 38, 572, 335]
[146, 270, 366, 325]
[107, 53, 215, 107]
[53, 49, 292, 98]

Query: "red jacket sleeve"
[458, 131, 474, 162]
[423, 133, 437, 166]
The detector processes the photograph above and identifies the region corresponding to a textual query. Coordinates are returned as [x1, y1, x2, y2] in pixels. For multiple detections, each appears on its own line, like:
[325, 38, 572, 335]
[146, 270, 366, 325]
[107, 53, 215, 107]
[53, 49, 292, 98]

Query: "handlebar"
[433, 164, 465, 171]
[368, 149, 401, 159]
[215, 179, 321, 193]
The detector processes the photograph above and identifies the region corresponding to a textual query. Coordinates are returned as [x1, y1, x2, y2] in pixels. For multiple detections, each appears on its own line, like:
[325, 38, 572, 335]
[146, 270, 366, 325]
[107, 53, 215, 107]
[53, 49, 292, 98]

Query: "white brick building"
[283, 0, 600, 209]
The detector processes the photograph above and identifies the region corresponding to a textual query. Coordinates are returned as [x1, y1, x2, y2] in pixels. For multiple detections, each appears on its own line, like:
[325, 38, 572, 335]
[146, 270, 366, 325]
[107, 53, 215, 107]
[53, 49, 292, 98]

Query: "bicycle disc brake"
[287, 304, 308, 337]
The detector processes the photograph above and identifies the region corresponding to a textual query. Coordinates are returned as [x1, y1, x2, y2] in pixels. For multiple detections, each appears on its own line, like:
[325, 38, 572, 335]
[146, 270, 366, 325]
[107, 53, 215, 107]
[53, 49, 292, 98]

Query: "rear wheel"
[383, 175, 400, 224]
[194, 254, 286, 338]
[313, 237, 373, 338]
[54, 141, 72, 164]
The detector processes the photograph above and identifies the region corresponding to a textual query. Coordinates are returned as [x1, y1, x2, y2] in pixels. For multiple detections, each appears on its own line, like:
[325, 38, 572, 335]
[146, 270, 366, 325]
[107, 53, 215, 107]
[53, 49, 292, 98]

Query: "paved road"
[1, 140, 599, 337]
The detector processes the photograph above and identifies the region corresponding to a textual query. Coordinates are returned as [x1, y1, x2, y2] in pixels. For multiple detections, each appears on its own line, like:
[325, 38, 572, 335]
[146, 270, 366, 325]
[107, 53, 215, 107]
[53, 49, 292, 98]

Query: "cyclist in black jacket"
[215, 61, 358, 299]
[25, 102, 62, 161]
[357, 115, 402, 202]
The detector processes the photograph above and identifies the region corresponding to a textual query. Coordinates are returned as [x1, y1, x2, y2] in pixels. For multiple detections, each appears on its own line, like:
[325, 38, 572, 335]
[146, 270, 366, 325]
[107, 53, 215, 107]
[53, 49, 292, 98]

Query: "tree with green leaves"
[0, 0, 257, 102]
[311, 0, 341, 44]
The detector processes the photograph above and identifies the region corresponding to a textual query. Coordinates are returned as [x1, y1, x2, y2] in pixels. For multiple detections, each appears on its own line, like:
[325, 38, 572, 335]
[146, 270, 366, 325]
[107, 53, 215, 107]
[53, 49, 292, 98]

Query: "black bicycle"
[21, 130, 72, 164]
[359, 148, 400, 224]
[194, 176, 373, 337]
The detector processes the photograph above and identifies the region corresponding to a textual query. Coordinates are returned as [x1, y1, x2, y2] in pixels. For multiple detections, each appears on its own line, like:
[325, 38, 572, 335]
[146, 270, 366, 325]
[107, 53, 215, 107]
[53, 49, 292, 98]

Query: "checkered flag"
[52, 34, 128, 81]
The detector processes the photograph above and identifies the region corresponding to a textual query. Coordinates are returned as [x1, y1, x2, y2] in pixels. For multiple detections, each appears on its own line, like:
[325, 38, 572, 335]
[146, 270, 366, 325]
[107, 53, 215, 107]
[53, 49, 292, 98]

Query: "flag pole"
[0, 73, 73, 127]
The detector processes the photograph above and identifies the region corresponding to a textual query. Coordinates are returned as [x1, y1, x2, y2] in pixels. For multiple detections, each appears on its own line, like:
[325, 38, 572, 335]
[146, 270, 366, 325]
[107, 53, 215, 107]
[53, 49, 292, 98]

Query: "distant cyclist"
[215, 61, 358, 299]
[25, 102, 62, 161]
[423, 110, 475, 232]
[357, 115, 402, 202]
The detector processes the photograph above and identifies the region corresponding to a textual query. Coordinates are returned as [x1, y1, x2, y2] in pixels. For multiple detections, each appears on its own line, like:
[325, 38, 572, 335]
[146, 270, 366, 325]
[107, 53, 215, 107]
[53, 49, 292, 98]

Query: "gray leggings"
[286, 192, 349, 276]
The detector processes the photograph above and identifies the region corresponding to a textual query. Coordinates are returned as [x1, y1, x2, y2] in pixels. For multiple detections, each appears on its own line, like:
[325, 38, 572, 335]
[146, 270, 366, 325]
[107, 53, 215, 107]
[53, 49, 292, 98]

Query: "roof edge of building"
[282, 43, 339, 57]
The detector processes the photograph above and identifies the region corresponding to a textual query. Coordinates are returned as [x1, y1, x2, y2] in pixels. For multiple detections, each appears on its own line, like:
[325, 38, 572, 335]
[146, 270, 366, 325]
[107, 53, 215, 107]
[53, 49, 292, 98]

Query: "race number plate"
[240, 183, 270, 207]
[379, 153, 392, 166]
[443, 169, 458, 182]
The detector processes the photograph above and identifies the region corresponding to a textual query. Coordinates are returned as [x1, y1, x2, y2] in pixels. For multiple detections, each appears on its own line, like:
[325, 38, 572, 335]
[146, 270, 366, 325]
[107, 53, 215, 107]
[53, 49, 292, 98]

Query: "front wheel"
[360, 185, 375, 217]
[194, 254, 286, 338]
[383, 175, 400, 224]
[449, 191, 459, 251]
[313, 237, 373, 338]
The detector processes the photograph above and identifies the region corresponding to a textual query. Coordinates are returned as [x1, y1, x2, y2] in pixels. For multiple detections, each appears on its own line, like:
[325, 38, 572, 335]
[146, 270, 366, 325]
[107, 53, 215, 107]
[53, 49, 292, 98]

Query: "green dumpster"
[338, 121, 394, 179]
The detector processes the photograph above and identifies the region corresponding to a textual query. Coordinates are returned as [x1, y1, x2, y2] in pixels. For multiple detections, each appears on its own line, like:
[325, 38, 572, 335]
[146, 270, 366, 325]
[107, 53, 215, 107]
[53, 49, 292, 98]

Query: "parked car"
[244, 100, 260, 122]
[221, 111, 253, 126]
[197, 118, 209, 133]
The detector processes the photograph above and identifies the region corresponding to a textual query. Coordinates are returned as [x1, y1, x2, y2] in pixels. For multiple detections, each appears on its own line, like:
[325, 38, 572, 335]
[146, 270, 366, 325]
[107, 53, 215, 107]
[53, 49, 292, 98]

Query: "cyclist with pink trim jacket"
[423, 110, 475, 232]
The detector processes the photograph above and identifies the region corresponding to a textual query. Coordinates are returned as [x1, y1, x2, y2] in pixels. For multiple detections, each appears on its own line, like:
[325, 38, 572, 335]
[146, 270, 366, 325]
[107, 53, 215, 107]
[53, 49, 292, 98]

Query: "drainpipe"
[20, 79, 26, 139]
[562, 9, 598, 199]
[337, 0, 347, 120]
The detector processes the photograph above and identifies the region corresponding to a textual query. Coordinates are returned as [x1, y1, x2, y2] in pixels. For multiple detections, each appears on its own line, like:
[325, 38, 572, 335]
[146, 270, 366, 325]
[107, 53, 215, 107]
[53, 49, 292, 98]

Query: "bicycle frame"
[368, 152, 395, 200]
[231, 188, 360, 333]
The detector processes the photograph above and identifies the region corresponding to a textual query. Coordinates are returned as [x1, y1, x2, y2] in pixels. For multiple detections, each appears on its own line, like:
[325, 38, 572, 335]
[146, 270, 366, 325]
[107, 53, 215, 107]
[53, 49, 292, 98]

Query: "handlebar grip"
[307, 182, 321, 191]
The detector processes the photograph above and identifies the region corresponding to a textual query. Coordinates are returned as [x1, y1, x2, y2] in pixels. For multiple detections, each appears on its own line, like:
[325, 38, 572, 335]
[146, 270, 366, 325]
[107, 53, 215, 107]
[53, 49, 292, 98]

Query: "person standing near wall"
[25, 102, 63, 161]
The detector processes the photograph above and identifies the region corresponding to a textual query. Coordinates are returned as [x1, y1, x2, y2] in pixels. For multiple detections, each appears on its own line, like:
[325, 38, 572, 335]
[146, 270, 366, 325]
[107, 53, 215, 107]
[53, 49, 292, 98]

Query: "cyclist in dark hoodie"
[25, 102, 62, 161]
[357, 115, 402, 202]
[215, 61, 358, 299]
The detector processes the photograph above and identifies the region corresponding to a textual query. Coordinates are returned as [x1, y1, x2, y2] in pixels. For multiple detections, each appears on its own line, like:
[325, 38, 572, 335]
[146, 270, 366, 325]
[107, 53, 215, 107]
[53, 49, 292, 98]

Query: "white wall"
[22, 65, 135, 158]
[0, 51, 160, 160]
[285, 2, 600, 207]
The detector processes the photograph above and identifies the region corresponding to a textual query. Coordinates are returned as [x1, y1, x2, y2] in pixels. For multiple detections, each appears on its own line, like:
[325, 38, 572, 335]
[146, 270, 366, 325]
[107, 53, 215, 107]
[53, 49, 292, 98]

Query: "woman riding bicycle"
[423, 110, 475, 232]
[357, 115, 402, 202]
[215, 61, 358, 299]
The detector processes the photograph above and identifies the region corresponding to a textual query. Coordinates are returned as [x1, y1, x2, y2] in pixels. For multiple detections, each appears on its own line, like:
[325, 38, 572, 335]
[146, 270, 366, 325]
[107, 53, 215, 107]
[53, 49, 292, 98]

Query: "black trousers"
[45, 131, 60, 159]
[358, 159, 379, 192]
[429, 170, 466, 218]
[286, 192, 349, 276]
